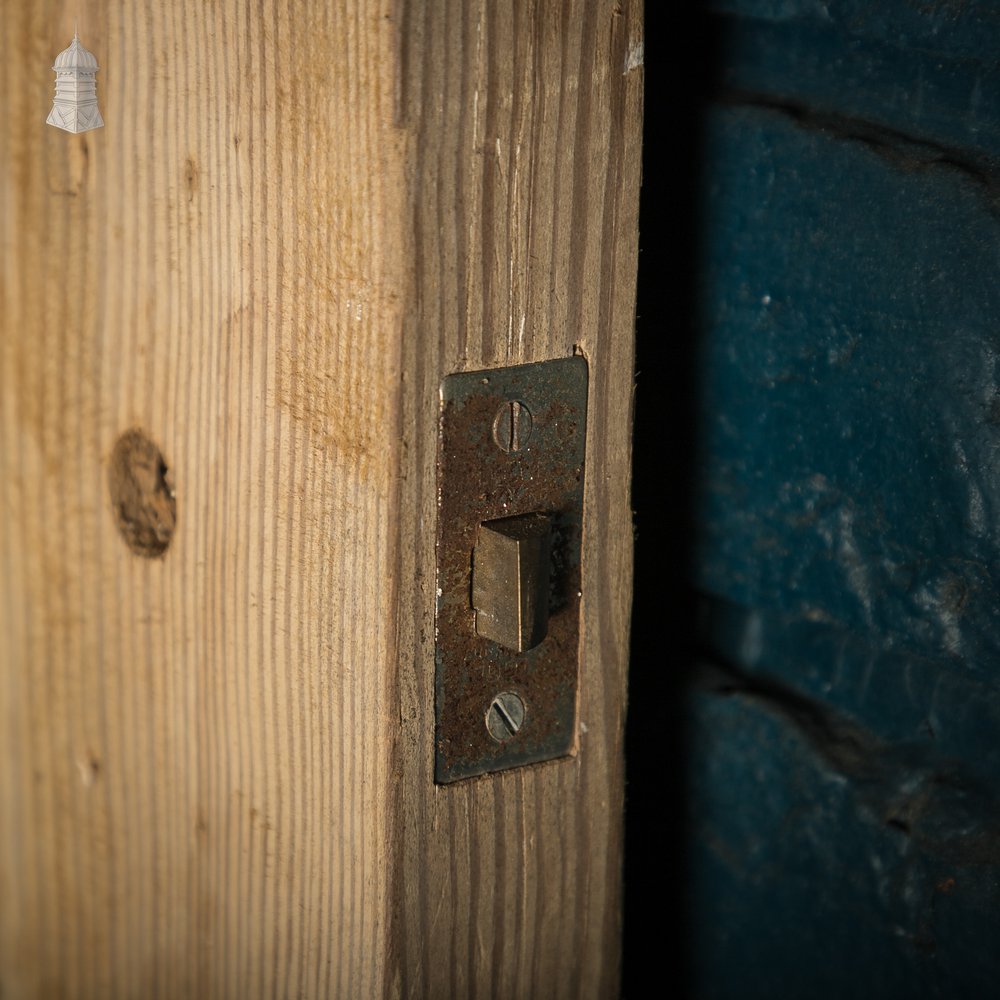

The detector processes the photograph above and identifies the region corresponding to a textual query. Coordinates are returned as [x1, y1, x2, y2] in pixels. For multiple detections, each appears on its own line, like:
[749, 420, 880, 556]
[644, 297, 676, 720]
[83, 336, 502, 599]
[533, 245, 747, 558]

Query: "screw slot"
[492, 400, 532, 453]
[486, 692, 526, 742]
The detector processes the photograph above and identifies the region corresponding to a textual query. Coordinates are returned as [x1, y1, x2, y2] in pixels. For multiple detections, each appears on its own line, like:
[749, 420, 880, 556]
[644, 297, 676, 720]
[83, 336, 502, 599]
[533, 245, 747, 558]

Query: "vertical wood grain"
[391, 2, 643, 997]
[1, 1, 403, 996]
[1, 1, 641, 996]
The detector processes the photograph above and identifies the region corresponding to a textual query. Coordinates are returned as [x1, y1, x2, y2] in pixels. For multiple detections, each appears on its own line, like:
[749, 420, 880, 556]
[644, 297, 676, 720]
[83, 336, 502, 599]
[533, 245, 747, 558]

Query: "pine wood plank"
[1, 2, 403, 996]
[391, 2, 642, 997]
[1, 2, 641, 996]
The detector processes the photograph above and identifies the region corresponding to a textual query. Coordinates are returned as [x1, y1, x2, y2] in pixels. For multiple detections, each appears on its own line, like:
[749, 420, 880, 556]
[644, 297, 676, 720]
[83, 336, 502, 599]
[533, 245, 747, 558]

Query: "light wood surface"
[1, 2, 403, 996]
[0, 1, 641, 996]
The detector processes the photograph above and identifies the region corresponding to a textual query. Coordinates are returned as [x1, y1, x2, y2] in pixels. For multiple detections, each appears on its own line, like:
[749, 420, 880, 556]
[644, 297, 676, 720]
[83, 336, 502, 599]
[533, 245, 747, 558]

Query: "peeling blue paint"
[691, 2, 1000, 994]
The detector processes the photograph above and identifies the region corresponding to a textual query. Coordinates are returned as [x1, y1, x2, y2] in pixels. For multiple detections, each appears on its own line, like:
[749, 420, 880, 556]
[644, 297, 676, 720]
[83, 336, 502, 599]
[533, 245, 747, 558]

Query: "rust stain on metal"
[434, 356, 588, 783]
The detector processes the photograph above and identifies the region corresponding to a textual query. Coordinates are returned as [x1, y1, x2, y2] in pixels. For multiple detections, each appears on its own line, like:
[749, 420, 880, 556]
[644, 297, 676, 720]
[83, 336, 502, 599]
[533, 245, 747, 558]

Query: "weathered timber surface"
[391, 2, 641, 997]
[0, 1, 642, 997]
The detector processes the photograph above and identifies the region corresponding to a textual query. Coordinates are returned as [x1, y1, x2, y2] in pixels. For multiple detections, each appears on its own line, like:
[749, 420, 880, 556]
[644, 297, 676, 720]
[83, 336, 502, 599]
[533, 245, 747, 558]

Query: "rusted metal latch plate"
[435, 356, 588, 783]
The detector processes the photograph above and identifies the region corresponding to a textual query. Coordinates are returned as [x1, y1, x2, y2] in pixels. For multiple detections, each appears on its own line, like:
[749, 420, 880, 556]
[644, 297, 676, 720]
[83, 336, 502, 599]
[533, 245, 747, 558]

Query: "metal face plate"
[435, 356, 588, 783]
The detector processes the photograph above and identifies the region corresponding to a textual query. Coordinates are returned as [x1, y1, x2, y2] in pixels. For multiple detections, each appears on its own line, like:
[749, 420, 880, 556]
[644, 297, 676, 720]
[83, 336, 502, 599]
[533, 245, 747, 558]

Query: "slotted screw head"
[486, 691, 526, 742]
[492, 400, 532, 453]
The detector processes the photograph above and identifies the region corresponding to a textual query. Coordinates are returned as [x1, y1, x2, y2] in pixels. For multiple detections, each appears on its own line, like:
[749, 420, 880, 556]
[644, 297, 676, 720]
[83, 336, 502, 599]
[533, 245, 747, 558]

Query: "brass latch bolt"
[472, 513, 552, 653]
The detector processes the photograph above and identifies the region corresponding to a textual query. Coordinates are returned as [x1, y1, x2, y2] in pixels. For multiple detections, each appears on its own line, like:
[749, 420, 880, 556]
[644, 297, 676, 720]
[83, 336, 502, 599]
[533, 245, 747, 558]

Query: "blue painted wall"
[668, 3, 1000, 996]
